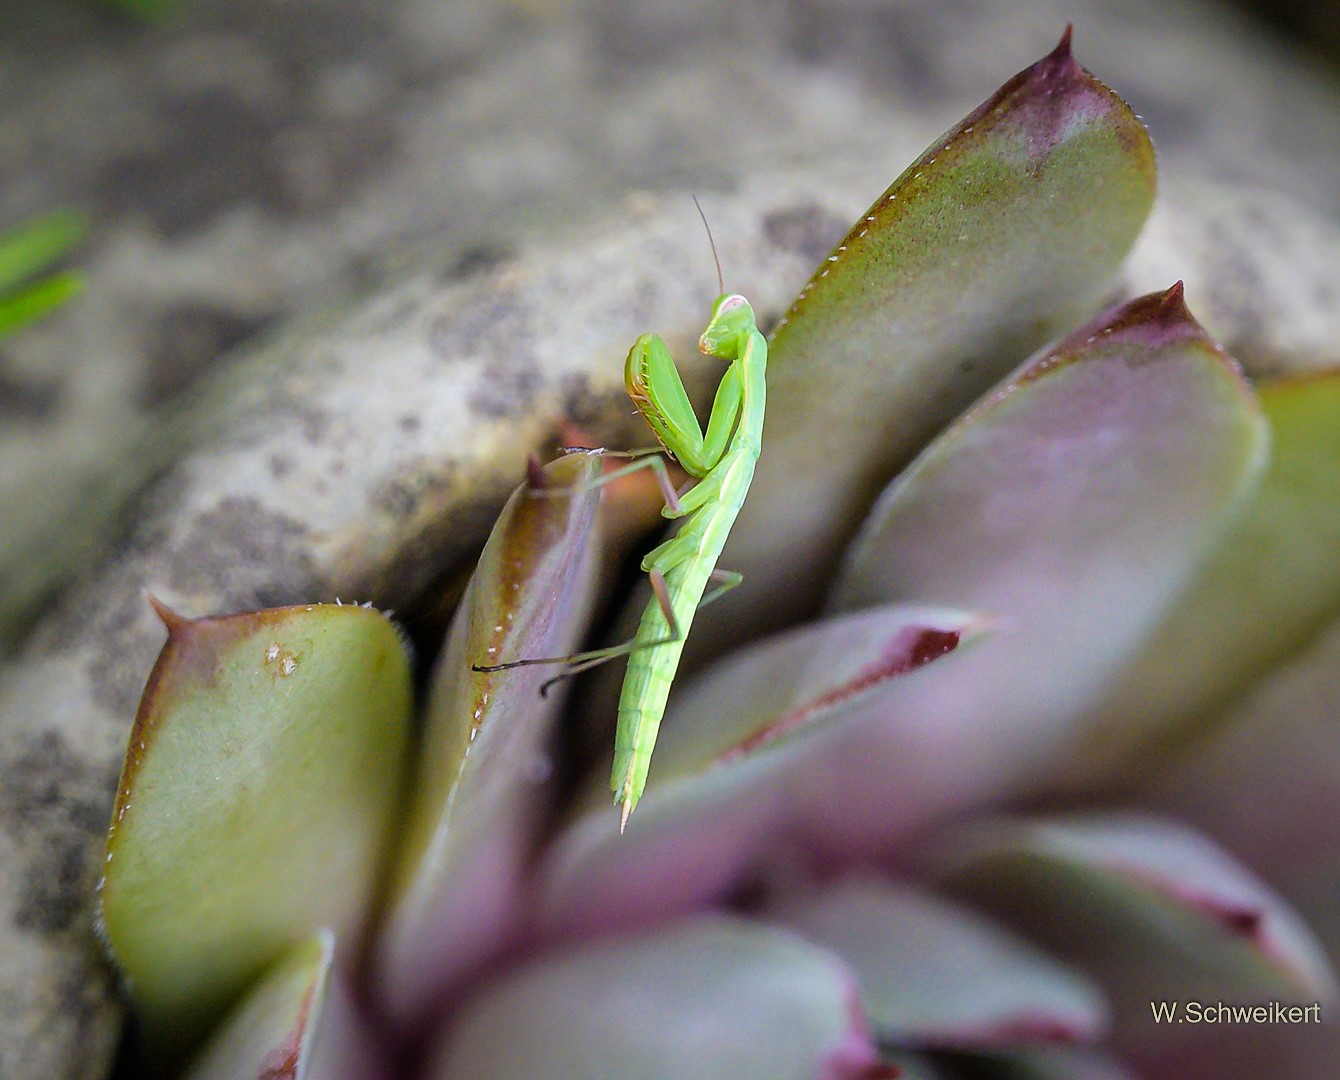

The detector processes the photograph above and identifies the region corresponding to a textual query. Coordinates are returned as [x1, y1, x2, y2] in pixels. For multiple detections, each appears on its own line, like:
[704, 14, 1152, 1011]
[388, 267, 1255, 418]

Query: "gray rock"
[1, 0, 1338, 1076]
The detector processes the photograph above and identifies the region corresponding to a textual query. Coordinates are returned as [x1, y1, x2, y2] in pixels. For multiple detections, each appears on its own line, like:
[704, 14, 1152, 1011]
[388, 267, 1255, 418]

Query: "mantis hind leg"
[472, 566, 741, 694]
[533, 566, 741, 694]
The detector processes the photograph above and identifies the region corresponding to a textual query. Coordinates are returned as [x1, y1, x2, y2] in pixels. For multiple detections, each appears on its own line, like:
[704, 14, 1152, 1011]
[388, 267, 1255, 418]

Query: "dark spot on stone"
[0, 731, 117, 936]
[469, 359, 538, 419]
[2, 731, 83, 827]
[83, 585, 169, 718]
[330, 458, 346, 475]
[427, 288, 536, 363]
[442, 244, 512, 281]
[99, 90, 291, 238]
[15, 833, 91, 935]
[163, 496, 318, 608]
[93, 4, 409, 236]
[397, 414, 421, 432]
[557, 371, 644, 444]
[269, 454, 291, 478]
[370, 489, 504, 603]
[373, 479, 420, 521]
[559, 371, 599, 425]
[292, 402, 332, 443]
[252, 1, 396, 73]
[141, 303, 270, 407]
[0, 357, 61, 421]
[591, 4, 716, 74]
[371, 459, 459, 524]
[763, 203, 849, 266]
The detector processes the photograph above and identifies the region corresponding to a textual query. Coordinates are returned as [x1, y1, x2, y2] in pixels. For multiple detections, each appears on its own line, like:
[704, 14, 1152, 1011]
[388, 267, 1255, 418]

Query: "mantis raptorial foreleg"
[528, 447, 687, 514]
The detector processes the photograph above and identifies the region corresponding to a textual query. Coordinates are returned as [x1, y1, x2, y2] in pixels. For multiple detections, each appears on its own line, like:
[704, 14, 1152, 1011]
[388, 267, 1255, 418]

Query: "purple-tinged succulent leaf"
[183, 932, 386, 1080]
[707, 29, 1158, 650]
[1071, 370, 1340, 787]
[768, 875, 1109, 1051]
[805, 288, 1266, 841]
[929, 812, 1339, 1052]
[1139, 615, 1340, 975]
[97, 602, 412, 1065]
[373, 453, 603, 1029]
[423, 916, 880, 1080]
[542, 606, 979, 933]
[634, 604, 975, 787]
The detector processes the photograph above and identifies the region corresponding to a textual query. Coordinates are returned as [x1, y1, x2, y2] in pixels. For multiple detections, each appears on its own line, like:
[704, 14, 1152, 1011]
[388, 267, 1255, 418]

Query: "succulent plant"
[96, 31, 1340, 1080]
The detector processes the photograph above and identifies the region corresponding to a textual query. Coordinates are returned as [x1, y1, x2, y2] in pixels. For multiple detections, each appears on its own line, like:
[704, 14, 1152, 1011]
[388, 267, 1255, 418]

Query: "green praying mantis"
[474, 209, 766, 831]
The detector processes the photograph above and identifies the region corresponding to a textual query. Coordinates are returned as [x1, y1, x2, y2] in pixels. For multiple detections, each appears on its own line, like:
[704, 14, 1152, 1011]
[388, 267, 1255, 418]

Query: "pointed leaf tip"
[525, 454, 549, 491]
[1042, 24, 1077, 75]
[145, 592, 188, 635]
[1037, 285, 1217, 368]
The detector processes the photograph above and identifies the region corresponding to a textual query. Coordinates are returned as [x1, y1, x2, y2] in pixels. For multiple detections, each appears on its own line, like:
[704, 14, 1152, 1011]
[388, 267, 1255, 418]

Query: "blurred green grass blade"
[92, 0, 186, 20]
[0, 210, 87, 295]
[0, 271, 84, 337]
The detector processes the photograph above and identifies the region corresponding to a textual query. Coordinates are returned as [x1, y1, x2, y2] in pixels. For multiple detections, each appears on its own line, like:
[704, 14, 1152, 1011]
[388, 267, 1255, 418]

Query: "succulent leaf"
[1139, 614, 1340, 980]
[931, 812, 1339, 1049]
[374, 453, 604, 1027]
[711, 30, 1158, 647]
[182, 931, 385, 1080]
[1074, 370, 1340, 785]
[422, 916, 879, 1080]
[803, 288, 1267, 843]
[98, 602, 413, 1064]
[768, 875, 1109, 1051]
[542, 606, 978, 933]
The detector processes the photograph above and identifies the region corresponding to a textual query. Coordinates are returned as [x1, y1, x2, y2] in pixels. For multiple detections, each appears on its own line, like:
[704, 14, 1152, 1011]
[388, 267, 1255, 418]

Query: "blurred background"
[1, 0, 1338, 654]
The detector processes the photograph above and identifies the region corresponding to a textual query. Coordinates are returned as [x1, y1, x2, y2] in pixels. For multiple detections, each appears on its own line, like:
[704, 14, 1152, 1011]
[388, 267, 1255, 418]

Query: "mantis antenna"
[692, 195, 724, 296]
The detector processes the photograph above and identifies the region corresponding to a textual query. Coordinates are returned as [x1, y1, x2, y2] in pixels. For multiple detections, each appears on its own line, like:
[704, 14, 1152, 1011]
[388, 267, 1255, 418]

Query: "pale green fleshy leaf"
[98, 603, 412, 1065]
[423, 917, 877, 1080]
[182, 931, 385, 1080]
[931, 812, 1339, 1053]
[1070, 370, 1340, 787]
[700, 30, 1157, 654]
[769, 875, 1109, 1051]
[374, 453, 603, 1029]
[182, 933, 332, 1080]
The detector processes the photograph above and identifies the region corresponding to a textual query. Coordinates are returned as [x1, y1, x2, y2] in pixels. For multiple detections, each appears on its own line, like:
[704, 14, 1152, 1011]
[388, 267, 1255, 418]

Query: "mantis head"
[698, 293, 755, 360]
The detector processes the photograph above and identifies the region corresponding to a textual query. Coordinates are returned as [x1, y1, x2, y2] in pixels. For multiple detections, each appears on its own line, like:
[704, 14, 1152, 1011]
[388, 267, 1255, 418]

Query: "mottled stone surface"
[1, 0, 1338, 1076]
